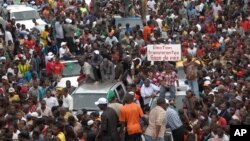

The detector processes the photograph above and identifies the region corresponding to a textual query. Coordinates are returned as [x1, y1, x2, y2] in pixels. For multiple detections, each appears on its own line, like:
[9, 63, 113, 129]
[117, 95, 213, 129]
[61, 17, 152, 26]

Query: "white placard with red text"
[147, 44, 181, 61]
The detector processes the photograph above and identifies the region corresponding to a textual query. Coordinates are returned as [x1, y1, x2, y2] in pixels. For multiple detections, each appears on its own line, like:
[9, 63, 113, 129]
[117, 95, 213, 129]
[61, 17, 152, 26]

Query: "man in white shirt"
[62, 88, 73, 111]
[43, 90, 59, 108]
[212, 2, 222, 17]
[5, 27, 13, 46]
[141, 79, 160, 110]
[37, 100, 53, 117]
[55, 17, 64, 46]
[105, 32, 118, 46]
[147, 0, 156, 11]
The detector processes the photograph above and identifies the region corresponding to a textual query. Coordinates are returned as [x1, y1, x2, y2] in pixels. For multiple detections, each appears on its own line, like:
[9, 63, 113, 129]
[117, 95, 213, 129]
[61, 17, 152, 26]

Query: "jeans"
[159, 85, 176, 99]
[144, 134, 164, 141]
[187, 79, 199, 97]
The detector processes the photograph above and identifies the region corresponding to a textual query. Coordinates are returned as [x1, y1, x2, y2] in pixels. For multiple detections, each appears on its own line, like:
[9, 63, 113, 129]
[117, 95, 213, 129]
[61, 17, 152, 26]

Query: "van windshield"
[72, 93, 106, 111]
[12, 10, 40, 20]
[62, 62, 81, 77]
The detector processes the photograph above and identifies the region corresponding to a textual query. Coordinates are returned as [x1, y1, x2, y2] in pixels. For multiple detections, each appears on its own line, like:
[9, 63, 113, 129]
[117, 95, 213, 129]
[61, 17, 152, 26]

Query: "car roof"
[73, 81, 122, 94]
[61, 60, 78, 64]
[7, 5, 36, 12]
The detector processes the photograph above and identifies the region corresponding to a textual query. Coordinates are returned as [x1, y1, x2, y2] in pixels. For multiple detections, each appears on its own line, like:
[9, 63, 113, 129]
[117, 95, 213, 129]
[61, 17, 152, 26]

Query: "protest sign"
[147, 44, 181, 61]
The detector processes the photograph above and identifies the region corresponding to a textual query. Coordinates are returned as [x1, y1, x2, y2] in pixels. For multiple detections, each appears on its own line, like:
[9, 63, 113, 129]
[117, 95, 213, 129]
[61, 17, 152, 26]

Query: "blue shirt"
[166, 107, 183, 130]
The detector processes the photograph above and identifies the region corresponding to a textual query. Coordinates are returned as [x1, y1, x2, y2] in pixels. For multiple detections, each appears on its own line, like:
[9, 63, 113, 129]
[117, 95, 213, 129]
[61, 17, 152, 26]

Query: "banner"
[147, 44, 181, 61]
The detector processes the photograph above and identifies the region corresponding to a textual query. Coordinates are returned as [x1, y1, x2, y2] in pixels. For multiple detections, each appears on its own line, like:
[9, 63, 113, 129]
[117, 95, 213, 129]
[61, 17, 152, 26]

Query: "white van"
[6, 5, 46, 30]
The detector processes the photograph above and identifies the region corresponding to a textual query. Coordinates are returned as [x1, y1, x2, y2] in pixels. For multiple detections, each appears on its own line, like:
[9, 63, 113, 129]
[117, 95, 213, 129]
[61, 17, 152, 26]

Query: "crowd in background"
[0, 0, 249, 141]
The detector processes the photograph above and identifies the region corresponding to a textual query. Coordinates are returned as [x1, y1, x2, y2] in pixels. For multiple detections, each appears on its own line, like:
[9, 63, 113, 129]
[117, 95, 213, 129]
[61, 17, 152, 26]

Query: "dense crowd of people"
[0, 0, 250, 141]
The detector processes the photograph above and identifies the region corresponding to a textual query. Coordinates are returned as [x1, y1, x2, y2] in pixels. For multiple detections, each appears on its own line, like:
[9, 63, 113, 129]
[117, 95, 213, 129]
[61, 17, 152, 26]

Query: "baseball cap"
[8, 87, 15, 93]
[2, 75, 7, 80]
[95, 97, 108, 105]
[61, 42, 67, 46]
[107, 90, 115, 101]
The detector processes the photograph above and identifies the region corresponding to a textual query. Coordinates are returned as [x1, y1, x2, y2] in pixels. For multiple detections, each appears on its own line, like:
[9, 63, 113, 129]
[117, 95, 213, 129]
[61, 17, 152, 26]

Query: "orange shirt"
[143, 26, 152, 41]
[53, 63, 64, 75]
[119, 103, 144, 135]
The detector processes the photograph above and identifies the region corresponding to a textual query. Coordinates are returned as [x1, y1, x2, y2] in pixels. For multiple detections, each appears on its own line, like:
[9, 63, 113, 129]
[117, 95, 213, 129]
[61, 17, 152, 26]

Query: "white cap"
[75, 39, 80, 43]
[236, 95, 242, 101]
[31, 112, 39, 118]
[0, 56, 6, 61]
[165, 99, 169, 104]
[8, 87, 15, 93]
[3, 3, 7, 7]
[2, 75, 7, 80]
[65, 18, 72, 24]
[61, 42, 67, 46]
[95, 97, 108, 105]
[87, 120, 94, 126]
[94, 50, 99, 55]
[128, 91, 134, 95]
[30, 1, 35, 4]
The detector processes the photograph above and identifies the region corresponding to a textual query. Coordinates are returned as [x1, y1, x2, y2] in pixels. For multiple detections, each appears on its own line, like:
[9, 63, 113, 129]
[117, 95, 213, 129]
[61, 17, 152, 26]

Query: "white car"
[6, 5, 46, 30]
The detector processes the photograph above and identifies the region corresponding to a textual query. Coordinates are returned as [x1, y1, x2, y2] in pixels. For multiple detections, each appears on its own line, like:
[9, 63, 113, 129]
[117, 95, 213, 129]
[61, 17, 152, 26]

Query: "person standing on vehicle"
[100, 58, 115, 82]
[183, 55, 200, 97]
[141, 78, 160, 111]
[63, 18, 76, 53]
[91, 50, 103, 82]
[144, 98, 167, 141]
[53, 57, 64, 80]
[159, 64, 179, 99]
[119, 94, 144, 141]
[95, 97, 120, 141]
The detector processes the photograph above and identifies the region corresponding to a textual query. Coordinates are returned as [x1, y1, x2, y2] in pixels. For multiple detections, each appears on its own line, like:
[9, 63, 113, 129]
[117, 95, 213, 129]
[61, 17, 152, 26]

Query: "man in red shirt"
[53, 57, 64, 77]
[24, 35, 35, 50]
[46, 55, 54, 79]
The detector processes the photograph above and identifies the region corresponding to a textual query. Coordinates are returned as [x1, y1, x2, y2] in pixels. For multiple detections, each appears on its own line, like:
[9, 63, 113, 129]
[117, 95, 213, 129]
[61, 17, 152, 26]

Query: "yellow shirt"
[57, 132, 66, 141]
[49, 0, 55, 9]
[9, 94, 20, 103]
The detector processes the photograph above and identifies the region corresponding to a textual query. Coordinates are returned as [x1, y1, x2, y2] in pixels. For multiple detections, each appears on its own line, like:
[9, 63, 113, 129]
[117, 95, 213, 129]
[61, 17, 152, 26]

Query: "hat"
[87, 120, 94, 126]
[236, 95, 242, 101]
[128, 91, 135, 95]
[30, 1, 35, 4]
[75, 39, 80, 43]
[107, 90, 115, 101]
[31, 112, 39, 118]
[3, 3, 7, 7]
[94, 50, 99, 55]
[165, 99, 169, 104]
[47, 52, 54, 60]
[0, 56, 6, 61]
[65, 18, 72, 24]
[2, 75, 7, 80]
[95, 97, 108, 105]
[8, 87, 15, 93]
[217, 85, 225, 90]
[61, 42, 67, 46]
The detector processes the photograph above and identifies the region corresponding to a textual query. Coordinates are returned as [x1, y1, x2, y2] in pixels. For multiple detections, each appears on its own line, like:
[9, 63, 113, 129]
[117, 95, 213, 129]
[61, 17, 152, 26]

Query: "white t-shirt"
[63, 94, 73, 111]
[147, 0, 156, 10]
[44, 97, 59, 108]
[59, 47, 66, 58]
[212, 4, 222, 17]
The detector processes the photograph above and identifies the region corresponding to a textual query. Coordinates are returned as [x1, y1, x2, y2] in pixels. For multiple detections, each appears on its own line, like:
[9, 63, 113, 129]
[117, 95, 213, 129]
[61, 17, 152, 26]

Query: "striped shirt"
[166, 107, 183, 130]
